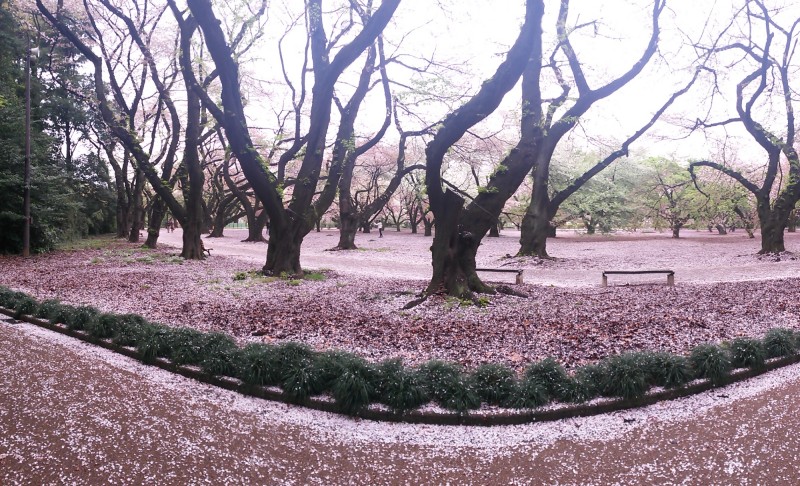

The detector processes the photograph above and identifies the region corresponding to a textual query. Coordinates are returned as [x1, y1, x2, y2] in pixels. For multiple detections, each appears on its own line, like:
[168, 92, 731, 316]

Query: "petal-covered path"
[2, 316, 800, 484]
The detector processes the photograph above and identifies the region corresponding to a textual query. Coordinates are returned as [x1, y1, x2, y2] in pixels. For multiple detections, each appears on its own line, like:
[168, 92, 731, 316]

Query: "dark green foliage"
[572, 364, 606, 400]
[374, 359, 428, 414]
[0, 287, 16, 309]
[49, 303, 78, 325]
[10, 293, 38, 318]
[135, 324, 172, 363]
[690, 344, 731, 386]
[525, 358, 570, 399]
[34, 299, 61, 320]
[235, 343, 280, 386]
[763, 328, 795, 358]
[641, 352, 694, 389]
[0, 3, 115, 254]
[317, 351, 376, 414]
[198, 333, 238, 376]
[65, 305, 99, 331]
[107, 314, 150, 347]
[112, 319, 155, 348]
[163, 327, 208, 366]
[84, 312, 120, 339]
[730, 337, 766, 369]
[523, 358, 595, 404]
[417, 361, 480, 412]
[506, 375, 549, 409]
[0, 290, 28, 314]
[472, 363, 516, 405]
[312, 351, 354, 392]
[553, 376, 595, 403]
[276, 342, 323, 402]
[601, 353, 649, 400]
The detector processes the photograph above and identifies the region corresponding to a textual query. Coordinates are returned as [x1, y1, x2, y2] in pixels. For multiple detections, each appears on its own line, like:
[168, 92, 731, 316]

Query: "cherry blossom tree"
[688, 0, 800, 253]
[184, 0, 401, 276]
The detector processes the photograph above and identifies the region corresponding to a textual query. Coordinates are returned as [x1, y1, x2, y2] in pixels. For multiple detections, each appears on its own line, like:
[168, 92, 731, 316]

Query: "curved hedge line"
[2, 285, 800, 423]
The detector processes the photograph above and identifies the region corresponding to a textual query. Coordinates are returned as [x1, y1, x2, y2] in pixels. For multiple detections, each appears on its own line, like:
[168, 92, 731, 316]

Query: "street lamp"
[22, 39, 38, 257]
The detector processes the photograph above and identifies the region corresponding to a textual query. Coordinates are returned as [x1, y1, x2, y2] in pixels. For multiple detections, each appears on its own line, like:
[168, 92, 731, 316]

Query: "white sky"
[240, 0, 799, 171]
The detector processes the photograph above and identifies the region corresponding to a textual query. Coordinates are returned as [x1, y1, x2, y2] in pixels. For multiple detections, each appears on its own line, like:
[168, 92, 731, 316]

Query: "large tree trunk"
[264, 224, 303, 276]
[715, 224, 727, 235]
[787, 210, 797, 233]
[518, 196, 551, 258]
[488, 223, 500, 237]
[242, 199, 267, 242]
[758, 199, 791, 253]
[250, 209, 268, 242]
[337, 211, 359, 250]
[760, 218, 786, 252]
[208, 194, 236, 238]
[424, 191, 491, 299]
[672, 225, 681, 239]
[178, 69, 206, 260]
[114, 172, 129, 238]
[144, 198, 167, 248]
[128, 170, 145, 243]
[423, 217, 434, 236]
[181, 218, 204, 259]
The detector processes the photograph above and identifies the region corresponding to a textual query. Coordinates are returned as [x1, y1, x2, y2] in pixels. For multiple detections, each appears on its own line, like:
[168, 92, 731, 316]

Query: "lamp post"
[22, 39, 39, 258]
[23, 35, 31, 257]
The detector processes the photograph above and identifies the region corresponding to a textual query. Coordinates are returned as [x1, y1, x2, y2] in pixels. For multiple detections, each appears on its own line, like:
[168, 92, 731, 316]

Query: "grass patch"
[56, 235, 116, 251]
[303, 271, 326, 282]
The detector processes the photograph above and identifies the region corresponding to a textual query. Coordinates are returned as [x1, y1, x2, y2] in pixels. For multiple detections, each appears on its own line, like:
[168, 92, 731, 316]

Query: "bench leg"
[667, 274, 674, 286]
[602, 275, 608, 287]
[515, 273, 523, 285]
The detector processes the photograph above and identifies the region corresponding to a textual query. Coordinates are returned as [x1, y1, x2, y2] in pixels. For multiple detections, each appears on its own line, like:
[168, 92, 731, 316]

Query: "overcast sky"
[241, 0, 794, 166]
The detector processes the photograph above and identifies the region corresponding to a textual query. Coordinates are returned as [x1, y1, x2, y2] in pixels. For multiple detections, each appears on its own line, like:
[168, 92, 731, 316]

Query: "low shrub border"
[2, 285, 800, 426]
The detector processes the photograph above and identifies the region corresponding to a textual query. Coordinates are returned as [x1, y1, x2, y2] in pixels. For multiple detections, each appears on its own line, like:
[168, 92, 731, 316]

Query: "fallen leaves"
[1, 231, 799, 372]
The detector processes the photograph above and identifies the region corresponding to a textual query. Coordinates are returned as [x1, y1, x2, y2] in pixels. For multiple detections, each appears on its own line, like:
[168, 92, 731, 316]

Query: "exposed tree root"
[496, 285, 528, 298]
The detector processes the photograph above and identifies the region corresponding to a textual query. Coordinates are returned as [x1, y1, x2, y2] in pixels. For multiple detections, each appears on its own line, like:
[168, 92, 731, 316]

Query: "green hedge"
[2, 285, 800, 416]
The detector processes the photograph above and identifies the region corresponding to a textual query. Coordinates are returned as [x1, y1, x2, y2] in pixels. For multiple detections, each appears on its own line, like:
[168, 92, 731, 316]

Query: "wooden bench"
[602, 270, 674, 287]
[476, 268, 524, 284]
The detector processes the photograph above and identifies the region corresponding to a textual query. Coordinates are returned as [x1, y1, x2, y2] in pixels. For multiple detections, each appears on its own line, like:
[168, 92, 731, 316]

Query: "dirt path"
[3, 316, 800, 484]
[162, 228, 800, 287]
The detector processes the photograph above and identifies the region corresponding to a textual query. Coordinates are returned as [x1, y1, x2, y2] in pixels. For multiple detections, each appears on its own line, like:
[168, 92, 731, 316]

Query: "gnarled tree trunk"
[518, 193, 553, 258]
[425, 191, 492, 298]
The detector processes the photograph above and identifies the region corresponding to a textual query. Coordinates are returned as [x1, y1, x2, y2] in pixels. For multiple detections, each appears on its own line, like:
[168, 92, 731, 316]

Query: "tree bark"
[128, 169, 145, 243]
[144, 198, 167, 248]
[518, 191, 553, 257]
[424, 191, 492, 298]
[337, 201, 360, 250]
[758, 197, 791, 253]
[208, 193, 237, 238]
[423, 217, 433, 236]
[264, 222, 303, 275]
